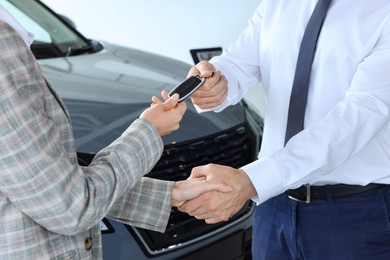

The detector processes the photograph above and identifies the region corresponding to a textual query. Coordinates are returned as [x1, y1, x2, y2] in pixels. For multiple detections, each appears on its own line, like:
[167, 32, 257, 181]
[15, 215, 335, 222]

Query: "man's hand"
[188, 61, 228, 109]
[178, 164, 257, 224]
[171, 178, 233, 207]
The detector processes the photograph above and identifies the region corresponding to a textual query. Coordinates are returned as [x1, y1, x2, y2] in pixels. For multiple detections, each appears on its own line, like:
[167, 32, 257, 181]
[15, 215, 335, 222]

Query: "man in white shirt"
[178, 1, 390, 259]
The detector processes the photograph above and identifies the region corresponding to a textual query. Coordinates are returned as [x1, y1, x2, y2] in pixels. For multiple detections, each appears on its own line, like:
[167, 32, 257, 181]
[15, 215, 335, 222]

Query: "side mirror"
[189, 47, 223, 64]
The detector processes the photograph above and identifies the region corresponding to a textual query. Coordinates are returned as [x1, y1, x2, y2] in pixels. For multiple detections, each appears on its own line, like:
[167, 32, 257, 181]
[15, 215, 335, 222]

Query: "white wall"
[41, 0, 261, 65]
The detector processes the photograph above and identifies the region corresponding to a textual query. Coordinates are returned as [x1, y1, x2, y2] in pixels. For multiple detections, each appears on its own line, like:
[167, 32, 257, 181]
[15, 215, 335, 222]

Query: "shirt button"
[84, 236, 93, 251]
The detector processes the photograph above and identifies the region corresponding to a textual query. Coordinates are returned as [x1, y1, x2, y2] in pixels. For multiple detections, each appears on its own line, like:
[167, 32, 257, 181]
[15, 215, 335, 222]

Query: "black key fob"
[168, 74, 205, 102]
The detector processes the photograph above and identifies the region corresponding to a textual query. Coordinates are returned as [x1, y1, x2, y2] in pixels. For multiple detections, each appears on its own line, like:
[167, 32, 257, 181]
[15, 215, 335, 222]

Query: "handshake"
[171, 163, 257, 224]
[146, 89, 257, 223]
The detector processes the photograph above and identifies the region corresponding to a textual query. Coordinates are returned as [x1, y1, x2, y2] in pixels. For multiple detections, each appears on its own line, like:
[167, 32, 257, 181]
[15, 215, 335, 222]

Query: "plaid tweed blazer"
[0, 21, 173, 259]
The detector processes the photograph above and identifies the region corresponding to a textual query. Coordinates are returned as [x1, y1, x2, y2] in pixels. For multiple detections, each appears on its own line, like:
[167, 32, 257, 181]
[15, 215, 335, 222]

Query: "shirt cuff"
[241, 157, 285, 205]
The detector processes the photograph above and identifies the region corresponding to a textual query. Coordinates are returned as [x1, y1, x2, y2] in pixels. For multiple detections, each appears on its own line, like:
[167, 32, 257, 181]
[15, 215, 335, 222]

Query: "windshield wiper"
[64, 44, 94, 57]
[64, 40, 103, 57]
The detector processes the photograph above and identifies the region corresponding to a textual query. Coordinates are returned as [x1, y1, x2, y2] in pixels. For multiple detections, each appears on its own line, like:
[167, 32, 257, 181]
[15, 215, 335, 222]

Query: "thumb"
[187, 64, 201, 78]
[211, 182, 234, 193]
[191, 180, 233, 198]
[188, 164, 210, 180]
[163, 93, 179, 110]
[194, 61, 215, 78]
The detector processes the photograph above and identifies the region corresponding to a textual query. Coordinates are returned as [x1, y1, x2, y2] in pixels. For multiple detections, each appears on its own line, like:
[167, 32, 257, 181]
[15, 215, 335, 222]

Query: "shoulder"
[0, 20, 38, 77]
[0, 20, 32, 56]
[0, 20, 27, 47]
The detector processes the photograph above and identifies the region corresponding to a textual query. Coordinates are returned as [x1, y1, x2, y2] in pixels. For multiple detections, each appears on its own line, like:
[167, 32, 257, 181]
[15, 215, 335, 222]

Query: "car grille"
[131, 123, 259, 254]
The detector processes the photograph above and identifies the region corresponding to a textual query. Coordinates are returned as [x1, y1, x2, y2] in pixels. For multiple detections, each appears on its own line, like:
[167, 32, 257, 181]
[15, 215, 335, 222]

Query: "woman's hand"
[140, 90, 187, 136]
[171, 177, 233, 207]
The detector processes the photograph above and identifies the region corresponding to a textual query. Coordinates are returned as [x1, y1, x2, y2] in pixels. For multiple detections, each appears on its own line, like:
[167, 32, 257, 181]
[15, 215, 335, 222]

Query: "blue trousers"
[252, 185, 390, 260]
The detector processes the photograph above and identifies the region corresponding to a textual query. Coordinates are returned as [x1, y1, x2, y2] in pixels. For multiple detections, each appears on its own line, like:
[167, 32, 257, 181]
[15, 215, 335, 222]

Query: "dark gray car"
[2, 0, 263, 259]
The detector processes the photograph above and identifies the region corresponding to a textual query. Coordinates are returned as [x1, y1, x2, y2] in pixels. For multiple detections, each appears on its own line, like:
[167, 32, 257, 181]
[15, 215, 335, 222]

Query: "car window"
[0, 0, 51, 42]
[0, 0, 90, 58]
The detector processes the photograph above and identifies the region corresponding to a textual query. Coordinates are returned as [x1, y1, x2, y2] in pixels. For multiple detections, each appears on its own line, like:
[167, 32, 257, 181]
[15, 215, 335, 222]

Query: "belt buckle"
[288, 184, 311, 203]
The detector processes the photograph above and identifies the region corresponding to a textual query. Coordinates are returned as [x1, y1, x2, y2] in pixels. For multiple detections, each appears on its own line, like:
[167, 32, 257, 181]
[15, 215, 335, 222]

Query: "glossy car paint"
[38, 43, 247, 152]
[2, 0, 262, 259]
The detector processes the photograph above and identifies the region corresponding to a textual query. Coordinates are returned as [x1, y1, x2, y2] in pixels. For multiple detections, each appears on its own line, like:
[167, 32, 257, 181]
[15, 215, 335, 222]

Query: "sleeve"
[197, 3, 265, 113]
[107, 177, 174, 233]
[243, 15, 390, 204]
[0, 22, 164, 235]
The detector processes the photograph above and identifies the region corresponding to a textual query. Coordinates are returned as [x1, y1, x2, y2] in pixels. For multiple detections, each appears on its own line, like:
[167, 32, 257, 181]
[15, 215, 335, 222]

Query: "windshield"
[0, 0, 91, 58]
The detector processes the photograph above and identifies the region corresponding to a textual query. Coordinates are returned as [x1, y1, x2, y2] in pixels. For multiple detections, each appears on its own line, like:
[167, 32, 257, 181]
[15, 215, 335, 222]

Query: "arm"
[189, 3, 264, 112]
[108, 176, 233, 232]
[0, 22, 185, 235]
[183, 28, 390, 211]
[107, 177, 174, 233]
[186, 4, 390, 210]
[244, 14, 390, 204]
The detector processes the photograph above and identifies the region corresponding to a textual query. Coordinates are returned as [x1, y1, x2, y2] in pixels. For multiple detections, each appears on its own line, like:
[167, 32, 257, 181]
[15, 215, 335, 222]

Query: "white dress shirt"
[207, 0, 390, 204]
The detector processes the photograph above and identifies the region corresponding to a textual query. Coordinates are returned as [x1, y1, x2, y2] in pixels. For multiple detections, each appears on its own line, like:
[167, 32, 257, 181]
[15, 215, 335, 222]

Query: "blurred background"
[41, 0, 261, 65]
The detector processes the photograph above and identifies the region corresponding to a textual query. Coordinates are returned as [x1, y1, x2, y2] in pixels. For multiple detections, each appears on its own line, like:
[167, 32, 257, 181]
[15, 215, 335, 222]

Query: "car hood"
[37, 42, 245, 153]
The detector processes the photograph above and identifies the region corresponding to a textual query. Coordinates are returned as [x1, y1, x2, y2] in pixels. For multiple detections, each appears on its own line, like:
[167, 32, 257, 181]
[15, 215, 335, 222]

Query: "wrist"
[238, 169, 257, 200]
[171, 182, 182, 207]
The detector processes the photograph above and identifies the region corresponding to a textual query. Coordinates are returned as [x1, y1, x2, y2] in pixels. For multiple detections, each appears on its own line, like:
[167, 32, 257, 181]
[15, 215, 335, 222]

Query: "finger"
[188, 169, 204, 180]
[195, 61, 215, 78]
[176, 99, 187, 114]
[161, 90, 169, 101]
[191, 71, 222, 97]
[187, 66, 201, 78]
[205, 218, 225, 224]
[190, 75, 228, 110]
[195, 213, 225, 223]
[217, 183, 234, 193]
[195, 209, 230, 222]
[180, 192, 224, 217]
[177, 200, 203, 214]
[191, 90, 228, 109]
[151, 95, 163, 105]
[194, 76, 227, 97]
[191, 74, 228, 100]
[162, 93, 179, 110]
[189, 164, 213, 179]
[172, 178, 212, 202]
[195, 181, 233, 196]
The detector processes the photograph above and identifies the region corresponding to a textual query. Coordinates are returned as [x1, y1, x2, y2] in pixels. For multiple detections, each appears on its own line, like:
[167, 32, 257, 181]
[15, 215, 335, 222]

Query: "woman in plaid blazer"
[0, 17, 228, 259]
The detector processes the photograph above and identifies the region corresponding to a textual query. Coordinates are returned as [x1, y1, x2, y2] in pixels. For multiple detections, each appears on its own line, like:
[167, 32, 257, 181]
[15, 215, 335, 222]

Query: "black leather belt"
[285, 183, 385, 203]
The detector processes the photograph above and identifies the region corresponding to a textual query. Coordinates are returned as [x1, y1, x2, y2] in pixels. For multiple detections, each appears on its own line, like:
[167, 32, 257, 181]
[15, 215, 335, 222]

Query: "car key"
[168, 74, 205, 102]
